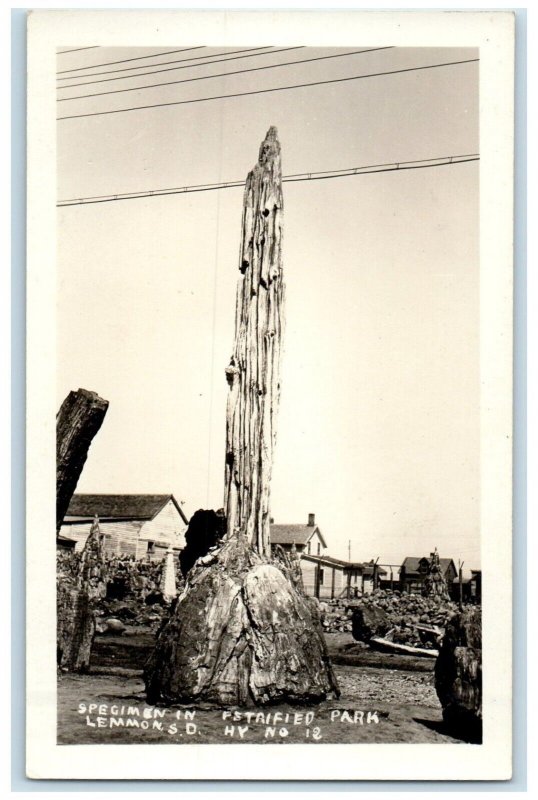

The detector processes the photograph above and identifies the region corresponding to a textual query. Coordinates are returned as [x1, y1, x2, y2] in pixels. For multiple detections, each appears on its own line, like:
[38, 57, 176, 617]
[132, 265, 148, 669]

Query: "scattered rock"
[103, 618, 126, 635]
[352, 605, 390, 642]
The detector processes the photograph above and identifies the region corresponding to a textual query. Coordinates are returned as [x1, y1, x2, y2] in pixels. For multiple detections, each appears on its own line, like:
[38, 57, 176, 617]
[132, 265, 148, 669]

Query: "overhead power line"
[57, 46, 206, 74]
[57, 57, 479, 121]
[57, 46, 100, 55]
[57, 47, 305, 87]
[57, 154, 479, 207]
[58, 48, 394, 102]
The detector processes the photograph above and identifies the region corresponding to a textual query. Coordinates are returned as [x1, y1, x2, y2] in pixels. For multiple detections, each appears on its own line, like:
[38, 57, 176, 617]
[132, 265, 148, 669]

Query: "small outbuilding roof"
[299, 554, 387, 575]
[65, 494, 189, 524]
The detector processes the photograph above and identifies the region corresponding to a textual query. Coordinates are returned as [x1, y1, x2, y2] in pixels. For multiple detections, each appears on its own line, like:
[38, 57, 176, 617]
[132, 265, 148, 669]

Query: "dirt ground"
[57, 632, 468, 746]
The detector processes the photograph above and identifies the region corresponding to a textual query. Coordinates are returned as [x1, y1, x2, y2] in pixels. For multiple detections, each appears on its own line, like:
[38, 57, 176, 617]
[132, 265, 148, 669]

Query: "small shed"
[300, 555, 387, 600]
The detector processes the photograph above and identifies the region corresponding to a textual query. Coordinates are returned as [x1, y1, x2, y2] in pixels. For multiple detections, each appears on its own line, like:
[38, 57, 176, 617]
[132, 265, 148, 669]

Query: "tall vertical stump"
[144, 128, 339, 706]
[57, 516, 107, 672]
[435, 607, 482, 742]
[224, 126, 284, 557]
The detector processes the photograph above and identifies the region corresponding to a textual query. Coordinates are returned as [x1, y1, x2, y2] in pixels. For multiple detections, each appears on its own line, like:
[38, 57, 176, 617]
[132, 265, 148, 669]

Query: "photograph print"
[26, 9, 514, 782]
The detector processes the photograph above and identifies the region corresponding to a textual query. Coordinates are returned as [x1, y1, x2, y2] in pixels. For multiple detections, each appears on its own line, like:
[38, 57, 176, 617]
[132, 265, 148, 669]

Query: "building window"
[317, 542, 321, 555]
[147, 541, 155, 554]
[319, 568, 324, 585]
[307, 541, 311, 554]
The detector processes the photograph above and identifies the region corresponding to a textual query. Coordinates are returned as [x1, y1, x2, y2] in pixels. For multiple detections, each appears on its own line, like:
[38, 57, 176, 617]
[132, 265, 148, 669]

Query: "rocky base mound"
[144, 536, 340, 707]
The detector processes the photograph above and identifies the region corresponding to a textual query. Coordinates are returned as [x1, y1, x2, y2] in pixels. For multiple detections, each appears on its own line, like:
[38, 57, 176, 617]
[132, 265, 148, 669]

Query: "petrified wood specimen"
[57, 515, 107, 672]
[224, 126, 285, 558]
[145, 127, 339, 706]
[56, 388, 109, 532]
[435, 606, 482, 742]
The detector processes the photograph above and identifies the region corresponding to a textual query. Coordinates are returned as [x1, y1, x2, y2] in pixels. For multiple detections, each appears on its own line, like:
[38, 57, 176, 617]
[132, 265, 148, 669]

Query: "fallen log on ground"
[369, 635, 439, 659]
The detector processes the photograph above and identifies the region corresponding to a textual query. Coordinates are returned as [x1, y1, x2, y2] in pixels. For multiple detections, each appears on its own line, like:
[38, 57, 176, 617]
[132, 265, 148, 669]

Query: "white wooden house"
[269, 513, 327, 557]
[269, 513, 387, 598]
[58, 494, 189, 561]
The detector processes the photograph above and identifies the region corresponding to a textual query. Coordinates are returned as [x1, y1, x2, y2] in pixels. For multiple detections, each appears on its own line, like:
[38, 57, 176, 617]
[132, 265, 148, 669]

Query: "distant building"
[300, 556, 387, 600]
[269, 513, 327, 557]
[399, 555, 457, 594]
[58, 494, 188, 560]
[269, 514, 391, 599]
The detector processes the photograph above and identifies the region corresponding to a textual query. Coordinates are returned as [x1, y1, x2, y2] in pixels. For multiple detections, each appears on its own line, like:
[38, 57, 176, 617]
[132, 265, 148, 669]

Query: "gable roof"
[270, 524, 327, 548]
[65, 494, 189, 525]
[400, 556, 456, 577]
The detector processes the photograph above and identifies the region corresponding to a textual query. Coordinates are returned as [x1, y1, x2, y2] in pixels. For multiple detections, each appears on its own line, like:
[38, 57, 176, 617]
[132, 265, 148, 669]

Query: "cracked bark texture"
[435, 607, 482, 742]
[57, 516, 107, 672]
[144, 128, 339, 706]
[56, 388, 109, 532]
[224, 126, 284, 558]
[145, 536, 339, 706]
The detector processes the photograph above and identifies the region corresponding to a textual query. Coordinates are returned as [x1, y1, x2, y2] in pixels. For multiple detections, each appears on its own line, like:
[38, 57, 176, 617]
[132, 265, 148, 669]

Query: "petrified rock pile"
[321, 590, 460, 646]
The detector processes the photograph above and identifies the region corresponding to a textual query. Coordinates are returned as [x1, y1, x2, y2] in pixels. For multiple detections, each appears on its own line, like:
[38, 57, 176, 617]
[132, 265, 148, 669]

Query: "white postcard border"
[26, 9, 514, 781]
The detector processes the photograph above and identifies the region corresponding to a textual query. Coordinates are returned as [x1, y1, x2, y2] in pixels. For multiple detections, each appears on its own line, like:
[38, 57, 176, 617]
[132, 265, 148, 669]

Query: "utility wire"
[57, 154, 479, 207]
[57, 46, 298, 84]
[58, 48, 394, 102]
[57, 45, 304, 89]
[57, 57, 479, 121]
[57, 46, 206, 74]
[57, 46, 100, 55]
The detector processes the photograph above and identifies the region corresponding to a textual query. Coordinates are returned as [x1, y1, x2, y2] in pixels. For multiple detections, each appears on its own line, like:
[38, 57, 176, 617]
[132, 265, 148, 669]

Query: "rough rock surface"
[434, 607, 482, 742]
[351, 605, 390, 642]
[144, 537, 339, 706]
[324, 589, 460, 644]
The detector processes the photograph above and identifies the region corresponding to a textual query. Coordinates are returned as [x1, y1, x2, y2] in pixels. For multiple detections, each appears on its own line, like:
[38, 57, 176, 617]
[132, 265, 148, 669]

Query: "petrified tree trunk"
[145, 535, 338, 706]
[145, 128, 339, 707]
[435, 607, 482, 742]
[56, 388, 109, 532]
[57, 516, 107, 672]
[224, 126, 284, 559]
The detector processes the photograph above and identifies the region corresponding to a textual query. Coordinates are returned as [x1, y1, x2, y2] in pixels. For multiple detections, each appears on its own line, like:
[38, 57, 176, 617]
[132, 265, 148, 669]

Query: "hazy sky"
[57, 45, 479, 572]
